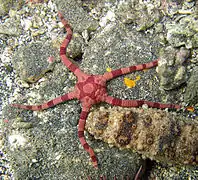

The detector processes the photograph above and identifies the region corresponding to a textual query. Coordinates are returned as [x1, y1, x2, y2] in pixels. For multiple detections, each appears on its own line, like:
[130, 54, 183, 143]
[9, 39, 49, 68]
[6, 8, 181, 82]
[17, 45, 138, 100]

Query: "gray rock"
[0, 17, 22, 36]
[55, 0, 98, 33]
[166, 15, 198, 49]
[157, 46, 190, 90]
[184, 66, 198, 105]
[0, 0, 24, 16]
[116, 0, 162, 31]
[150, 163, 198, 179]
[12, 41, 58, 83]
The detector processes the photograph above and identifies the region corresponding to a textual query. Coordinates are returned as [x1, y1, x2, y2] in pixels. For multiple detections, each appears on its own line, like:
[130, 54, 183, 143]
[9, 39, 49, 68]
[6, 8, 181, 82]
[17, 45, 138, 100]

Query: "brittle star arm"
[103, 59, 159, 81]
[10, 91, 76, 110]
[78, 105, 98, 168]
[58, 11, 85, 78]
[104, 96, 181, 109]
[102, 58, 182, 109]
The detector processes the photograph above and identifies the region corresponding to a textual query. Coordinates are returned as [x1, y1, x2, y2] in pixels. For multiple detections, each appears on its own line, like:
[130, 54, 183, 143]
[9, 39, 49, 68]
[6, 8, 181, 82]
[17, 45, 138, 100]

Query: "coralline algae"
[86, 106, 198, 165]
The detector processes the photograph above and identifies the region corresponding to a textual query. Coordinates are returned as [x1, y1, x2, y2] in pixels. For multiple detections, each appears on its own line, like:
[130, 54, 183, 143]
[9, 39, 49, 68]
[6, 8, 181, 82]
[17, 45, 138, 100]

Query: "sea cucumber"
[86, 106, 198, 165]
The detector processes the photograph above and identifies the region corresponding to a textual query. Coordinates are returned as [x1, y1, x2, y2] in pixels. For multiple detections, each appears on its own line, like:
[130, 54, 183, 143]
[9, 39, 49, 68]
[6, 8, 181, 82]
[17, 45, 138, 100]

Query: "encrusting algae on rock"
[86, 106, 198, 165]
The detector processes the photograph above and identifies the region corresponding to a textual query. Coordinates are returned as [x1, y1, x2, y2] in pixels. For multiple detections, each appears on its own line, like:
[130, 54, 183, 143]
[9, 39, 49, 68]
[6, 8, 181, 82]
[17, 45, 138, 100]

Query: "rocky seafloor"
[0, 0, 198, 179]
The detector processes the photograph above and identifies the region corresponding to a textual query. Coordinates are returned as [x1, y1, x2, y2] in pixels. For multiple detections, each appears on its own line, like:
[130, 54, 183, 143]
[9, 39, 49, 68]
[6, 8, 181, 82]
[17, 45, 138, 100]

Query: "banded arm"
[10, 91, 76, 111]
[103, 59, 159, 81]
[78, 105, 98, 168]
[58, 11, 85, 78]
[104, 96, 182, 109]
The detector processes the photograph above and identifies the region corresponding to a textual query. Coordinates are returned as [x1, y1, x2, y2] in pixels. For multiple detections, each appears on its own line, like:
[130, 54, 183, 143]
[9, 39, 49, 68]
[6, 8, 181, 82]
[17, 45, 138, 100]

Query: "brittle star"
[11, 11, 184, 168]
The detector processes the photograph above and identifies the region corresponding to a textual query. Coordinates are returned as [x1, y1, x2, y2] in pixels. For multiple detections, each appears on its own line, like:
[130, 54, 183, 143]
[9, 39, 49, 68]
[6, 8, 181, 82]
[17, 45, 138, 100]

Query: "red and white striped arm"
[104, 96, 182, 109]
[78, 106, 98, 168]
[58, 11, 83, 77]
[103, 59, 159, 81]
[10, 91, 76, 111]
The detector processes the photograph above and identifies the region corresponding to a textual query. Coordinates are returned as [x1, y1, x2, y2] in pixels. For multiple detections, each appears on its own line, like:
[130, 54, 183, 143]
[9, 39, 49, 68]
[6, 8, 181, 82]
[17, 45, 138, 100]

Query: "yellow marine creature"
[124, 75, 141, 88]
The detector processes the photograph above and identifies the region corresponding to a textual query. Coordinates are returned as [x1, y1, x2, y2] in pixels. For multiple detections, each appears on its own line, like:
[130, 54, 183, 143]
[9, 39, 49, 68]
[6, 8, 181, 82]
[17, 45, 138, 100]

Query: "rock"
[116, 0, 162, 31]
[184, 66, 198, 105]
[0, 17, 22, 36]
[156, 46, 190, 90]
[55, 0, 98, 33]
[166, 15, 198, 49]
[0, 0, 24, 16]
[12, 41, 58, 83]
[150, 163, 198, 179]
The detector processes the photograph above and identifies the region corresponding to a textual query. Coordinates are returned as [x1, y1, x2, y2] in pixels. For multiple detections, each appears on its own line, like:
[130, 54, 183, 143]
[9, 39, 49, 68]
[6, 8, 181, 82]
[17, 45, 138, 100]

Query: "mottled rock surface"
[166, 14, 198, 49]
[116, 0, 162, 31]
[0, 0, 23, 16]
[12, 41, 58, 83]
[184, 66, 198, 105]
[157, 46, 190, 90]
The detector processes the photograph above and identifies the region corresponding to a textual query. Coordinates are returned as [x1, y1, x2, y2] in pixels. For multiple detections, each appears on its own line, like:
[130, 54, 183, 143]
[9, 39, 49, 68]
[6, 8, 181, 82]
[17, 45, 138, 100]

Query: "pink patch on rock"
[47, 56, 55, 63]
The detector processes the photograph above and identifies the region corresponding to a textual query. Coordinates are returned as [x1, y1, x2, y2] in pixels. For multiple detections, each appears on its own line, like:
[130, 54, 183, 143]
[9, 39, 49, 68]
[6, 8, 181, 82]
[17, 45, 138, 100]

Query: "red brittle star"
[11, 11, 185, 168]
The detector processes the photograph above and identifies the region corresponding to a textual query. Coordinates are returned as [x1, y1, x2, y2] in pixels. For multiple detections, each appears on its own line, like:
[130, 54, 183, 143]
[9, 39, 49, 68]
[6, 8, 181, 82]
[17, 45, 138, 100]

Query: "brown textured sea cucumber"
[86, 106, 198, 165]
